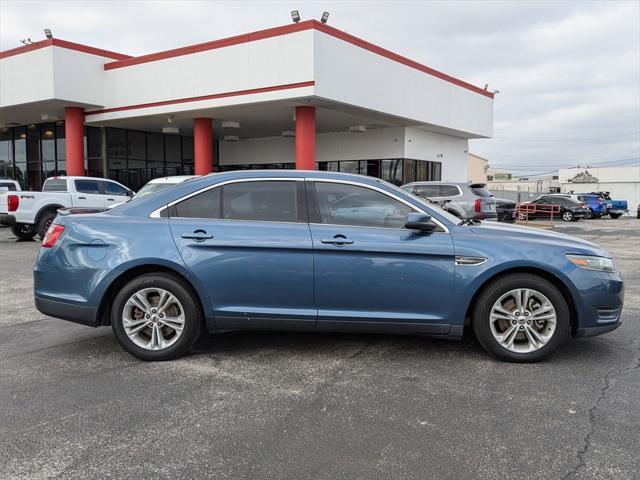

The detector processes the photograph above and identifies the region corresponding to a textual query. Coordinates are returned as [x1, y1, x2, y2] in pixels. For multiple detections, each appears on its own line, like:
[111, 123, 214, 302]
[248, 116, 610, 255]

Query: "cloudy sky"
[1, 0, 639, 175]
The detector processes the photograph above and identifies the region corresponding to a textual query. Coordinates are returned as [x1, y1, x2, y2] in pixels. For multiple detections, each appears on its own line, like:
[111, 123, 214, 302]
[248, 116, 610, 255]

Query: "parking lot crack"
[562, 345, 640, 479]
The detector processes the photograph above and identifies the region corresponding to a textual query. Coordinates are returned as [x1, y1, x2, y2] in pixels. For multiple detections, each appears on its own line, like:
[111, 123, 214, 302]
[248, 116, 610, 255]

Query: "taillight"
[7, 194, 19, 212]
[581, 203, 587, 209]
[474, 199, 482, 212]
[41, 224, 64, 248]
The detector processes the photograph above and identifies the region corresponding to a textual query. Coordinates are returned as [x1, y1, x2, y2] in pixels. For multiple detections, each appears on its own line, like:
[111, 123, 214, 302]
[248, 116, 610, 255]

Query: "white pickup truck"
[0, 176, 133, 240]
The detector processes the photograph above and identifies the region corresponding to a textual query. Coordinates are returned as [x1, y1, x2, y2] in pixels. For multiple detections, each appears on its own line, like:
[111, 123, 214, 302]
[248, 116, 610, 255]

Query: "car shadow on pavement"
[187, 328, 624, 366]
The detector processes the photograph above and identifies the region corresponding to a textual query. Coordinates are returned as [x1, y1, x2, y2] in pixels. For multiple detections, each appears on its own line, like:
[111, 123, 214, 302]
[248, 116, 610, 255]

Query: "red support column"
[295, 106, 316, 170]
[65, 107, 85, 176]
[193, 118, 214, 175]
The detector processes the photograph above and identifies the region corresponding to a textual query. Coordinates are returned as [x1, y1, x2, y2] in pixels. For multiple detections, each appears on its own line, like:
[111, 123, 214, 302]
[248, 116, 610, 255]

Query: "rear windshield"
[133, 182, 176, 200]
[470, 185, 493, 197]
[42, 179, 67, 192]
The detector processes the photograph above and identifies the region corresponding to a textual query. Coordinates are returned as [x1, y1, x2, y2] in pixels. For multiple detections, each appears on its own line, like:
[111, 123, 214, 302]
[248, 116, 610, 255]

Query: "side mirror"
[405, 212, 437, 232]
[127, 190, 135, 197]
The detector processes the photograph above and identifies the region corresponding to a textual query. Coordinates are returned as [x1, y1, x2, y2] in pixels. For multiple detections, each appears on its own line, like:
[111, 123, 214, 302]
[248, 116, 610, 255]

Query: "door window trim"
[152, 177, 307, 224]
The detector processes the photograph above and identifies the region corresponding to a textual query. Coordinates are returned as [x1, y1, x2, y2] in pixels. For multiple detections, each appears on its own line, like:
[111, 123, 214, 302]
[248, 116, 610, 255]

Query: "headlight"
[567, 254, 616, 273]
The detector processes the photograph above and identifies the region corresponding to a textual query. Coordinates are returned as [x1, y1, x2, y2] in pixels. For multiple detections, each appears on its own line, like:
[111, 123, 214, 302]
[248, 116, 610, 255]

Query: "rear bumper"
[34, 296, 98, 327]
[0, 213, 16, 225]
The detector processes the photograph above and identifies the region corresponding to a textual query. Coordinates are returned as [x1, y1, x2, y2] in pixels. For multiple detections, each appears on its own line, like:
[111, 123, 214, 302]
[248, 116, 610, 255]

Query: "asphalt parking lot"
[0, 218, 638, 479]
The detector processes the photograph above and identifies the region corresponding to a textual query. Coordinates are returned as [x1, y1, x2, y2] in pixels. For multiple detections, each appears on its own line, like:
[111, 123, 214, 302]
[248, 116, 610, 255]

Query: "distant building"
[467, 153, 489, 183]
[560, 166, 640, 213]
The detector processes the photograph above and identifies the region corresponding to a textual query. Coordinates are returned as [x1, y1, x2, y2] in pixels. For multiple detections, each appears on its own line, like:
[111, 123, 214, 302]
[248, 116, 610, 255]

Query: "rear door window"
[175, 188, 221, 219]
[173, 180, 305, 222]
[439, 185, 461, 197]
[414, 185, 442, 197]
[0, 182, 17, 191]
[222, 181, 303, 222]
[74, 180, 101, 194]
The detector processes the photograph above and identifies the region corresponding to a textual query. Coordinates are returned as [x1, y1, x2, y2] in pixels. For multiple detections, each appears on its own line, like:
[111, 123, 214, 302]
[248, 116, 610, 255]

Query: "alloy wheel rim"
[489, 288, 557, 353]
[122, 287, 185, 351]
[563, 212, 572, 221]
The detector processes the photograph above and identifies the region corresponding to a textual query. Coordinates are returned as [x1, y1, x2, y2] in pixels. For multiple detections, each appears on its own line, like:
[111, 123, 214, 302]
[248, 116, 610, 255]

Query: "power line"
[491, 157, 640, 170]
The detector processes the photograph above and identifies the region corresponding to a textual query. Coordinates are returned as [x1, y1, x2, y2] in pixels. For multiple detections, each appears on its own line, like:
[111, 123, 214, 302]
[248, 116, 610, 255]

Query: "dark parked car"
[34, 171, 624, 363]
[495, 198, 517, 223]
[519, 195, 589, 222]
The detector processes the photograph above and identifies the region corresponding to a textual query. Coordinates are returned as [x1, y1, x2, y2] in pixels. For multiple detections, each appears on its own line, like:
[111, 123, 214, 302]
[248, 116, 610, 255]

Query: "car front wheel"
[111, 273, 203, 361]
[472, 273, 570, 362]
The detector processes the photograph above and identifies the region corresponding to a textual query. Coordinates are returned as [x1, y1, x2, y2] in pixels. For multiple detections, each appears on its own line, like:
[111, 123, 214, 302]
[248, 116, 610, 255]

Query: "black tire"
[592, 213, 602, 219]
[609, 212, 622, 219]
[472, 273, 570, 362]
[36, 211, 57, 239]
[10, 223, 37, 240]
[111, 273, 203, 361]
[561, 210, 574, 222]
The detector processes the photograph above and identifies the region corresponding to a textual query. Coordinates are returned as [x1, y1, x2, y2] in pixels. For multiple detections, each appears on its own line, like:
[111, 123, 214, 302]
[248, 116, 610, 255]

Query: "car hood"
[467, 221, 608, 255]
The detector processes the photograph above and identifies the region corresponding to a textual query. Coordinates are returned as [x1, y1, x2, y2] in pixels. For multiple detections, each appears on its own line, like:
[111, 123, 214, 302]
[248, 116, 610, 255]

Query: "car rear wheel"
[36, 212, 57, 239]
[10, 223, 37, 241]
[561, 211, 574, 222]
[111, 273, 202, 361]
[609, 212, 622, 219]
[472, 273, 570, 362]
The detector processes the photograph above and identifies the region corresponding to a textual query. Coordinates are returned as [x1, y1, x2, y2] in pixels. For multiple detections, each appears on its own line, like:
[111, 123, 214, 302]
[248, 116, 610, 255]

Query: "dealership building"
[0, 20, 494, 191]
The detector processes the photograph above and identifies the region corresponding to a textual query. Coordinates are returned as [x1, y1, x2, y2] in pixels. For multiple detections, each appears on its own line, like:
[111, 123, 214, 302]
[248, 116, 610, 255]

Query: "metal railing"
[516, 203, 561, 227]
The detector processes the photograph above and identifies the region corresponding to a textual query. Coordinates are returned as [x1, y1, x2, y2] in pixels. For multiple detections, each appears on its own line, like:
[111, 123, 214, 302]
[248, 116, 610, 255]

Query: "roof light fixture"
[349, 125, 366, 133]
[281, 131, 295, 138]
[221, 120, 240, 129]
[224, 135, 239, 142]
[291, 10, 300, 23]
[44, 29, 53, 39]
[321, 11, 330, 24]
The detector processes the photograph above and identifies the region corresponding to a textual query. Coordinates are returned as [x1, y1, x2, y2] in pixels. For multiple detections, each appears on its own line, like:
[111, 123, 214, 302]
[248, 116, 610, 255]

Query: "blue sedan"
[34, 171, 624, 362]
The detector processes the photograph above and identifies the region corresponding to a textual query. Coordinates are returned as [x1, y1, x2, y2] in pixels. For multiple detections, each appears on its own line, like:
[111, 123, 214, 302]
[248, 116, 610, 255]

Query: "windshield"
[133, 182, 176, 199]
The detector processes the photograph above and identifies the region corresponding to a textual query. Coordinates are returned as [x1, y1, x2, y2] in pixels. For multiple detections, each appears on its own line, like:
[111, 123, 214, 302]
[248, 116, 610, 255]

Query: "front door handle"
[77, 196, 86, 200]
[181, 229, 213, 242]
[107, 198, 115, 201]
[320, 234, 354, 246]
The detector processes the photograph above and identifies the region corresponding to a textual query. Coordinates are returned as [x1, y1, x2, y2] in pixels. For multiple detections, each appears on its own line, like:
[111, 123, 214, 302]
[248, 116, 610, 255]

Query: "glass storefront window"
[166, 135, 181, 176]
[41, 123, 56, 162]
[381, 159, 403, 185]
[0, 129, 12, 179]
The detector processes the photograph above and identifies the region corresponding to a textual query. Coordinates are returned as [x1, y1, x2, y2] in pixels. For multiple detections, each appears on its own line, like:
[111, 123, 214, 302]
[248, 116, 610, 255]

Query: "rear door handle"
[181, 229, 213, 242]
[320, 234, 354, 246]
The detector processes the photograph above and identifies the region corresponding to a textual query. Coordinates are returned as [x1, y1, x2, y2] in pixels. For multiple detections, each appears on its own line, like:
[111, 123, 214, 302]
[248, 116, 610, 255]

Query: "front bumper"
[35, 296, 98, 327]
[0, 213, 16, 226]
[576, 322, 622, 337]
